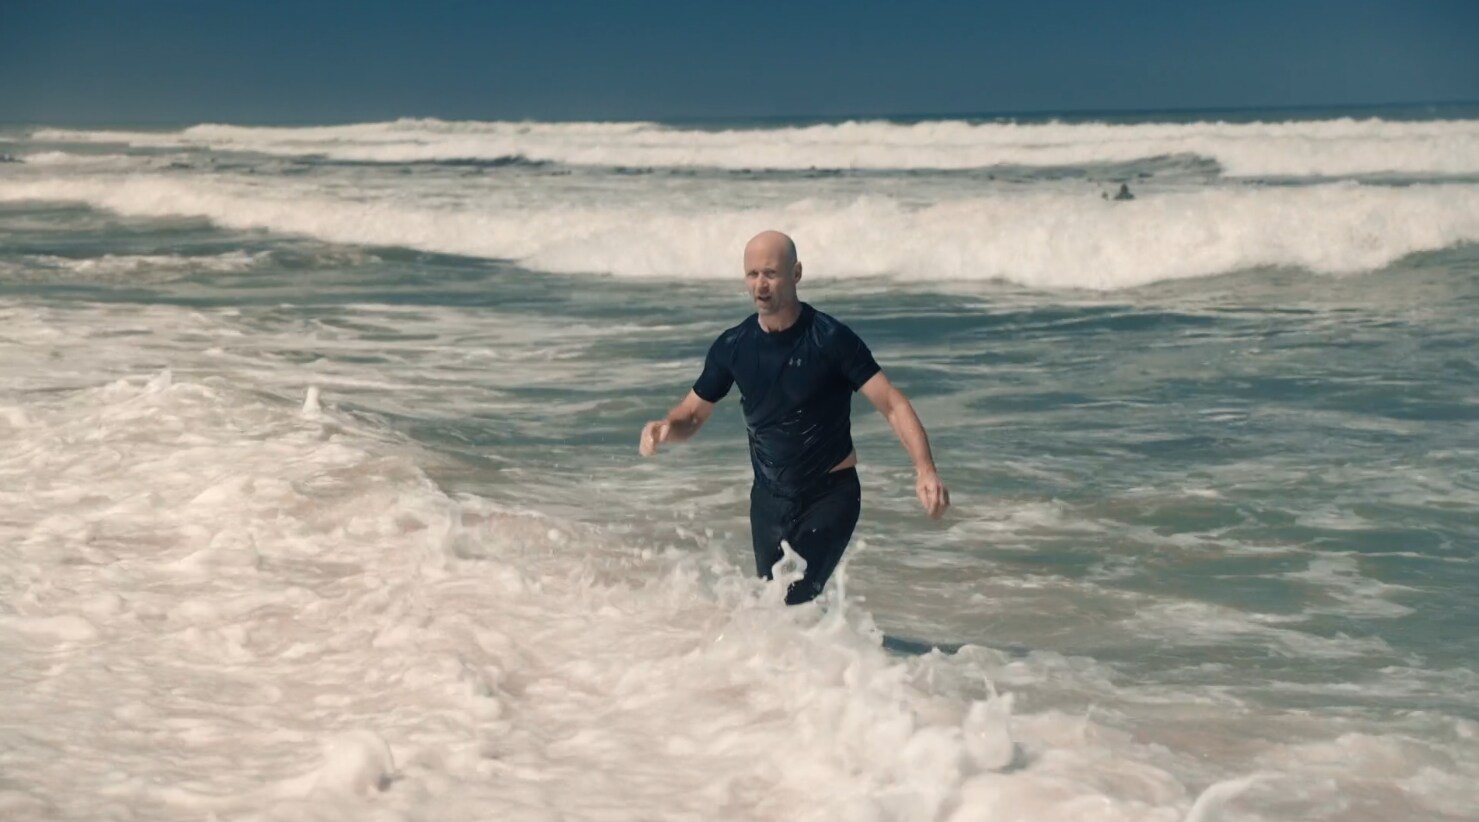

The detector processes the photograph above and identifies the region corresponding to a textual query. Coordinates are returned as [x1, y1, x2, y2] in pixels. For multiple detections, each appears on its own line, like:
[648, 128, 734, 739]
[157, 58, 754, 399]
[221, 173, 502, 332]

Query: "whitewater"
[2, 109, 1478, 821]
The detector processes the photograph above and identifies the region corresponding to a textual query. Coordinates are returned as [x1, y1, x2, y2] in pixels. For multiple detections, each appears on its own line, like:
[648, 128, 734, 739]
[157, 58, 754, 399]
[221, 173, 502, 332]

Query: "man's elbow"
[877, 391, 908, 423]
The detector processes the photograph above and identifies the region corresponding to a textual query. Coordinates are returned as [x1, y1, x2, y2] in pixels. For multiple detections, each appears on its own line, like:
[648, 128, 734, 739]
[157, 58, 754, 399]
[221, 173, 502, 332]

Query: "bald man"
[639, 231, 950, 605]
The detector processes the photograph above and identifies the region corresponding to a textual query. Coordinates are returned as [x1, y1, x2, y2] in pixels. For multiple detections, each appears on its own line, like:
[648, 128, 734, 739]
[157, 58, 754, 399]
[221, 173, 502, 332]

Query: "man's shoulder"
[710, 314, 758, 348]
[805, 304, 863, 343]
[808, 304, 842, 328]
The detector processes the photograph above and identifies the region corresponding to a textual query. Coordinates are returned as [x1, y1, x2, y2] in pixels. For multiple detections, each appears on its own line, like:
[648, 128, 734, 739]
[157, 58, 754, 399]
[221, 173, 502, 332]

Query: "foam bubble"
[309, 731, 397, 796]
[0, 613, 100, 643]
[301, 386, 323, 418]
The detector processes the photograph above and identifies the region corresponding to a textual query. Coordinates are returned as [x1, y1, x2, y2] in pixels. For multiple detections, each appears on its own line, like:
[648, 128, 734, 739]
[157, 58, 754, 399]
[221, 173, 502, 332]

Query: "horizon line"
[3, 97, 1478, 129]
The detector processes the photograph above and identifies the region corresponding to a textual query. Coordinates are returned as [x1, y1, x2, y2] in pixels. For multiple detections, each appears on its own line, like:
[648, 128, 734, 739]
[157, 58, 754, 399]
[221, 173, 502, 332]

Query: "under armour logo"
[789, 357, 803, 367]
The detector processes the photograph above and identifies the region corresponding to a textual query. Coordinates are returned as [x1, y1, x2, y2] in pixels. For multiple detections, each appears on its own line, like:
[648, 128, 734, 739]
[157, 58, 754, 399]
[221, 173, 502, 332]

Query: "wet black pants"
[749, 468, 861, 605]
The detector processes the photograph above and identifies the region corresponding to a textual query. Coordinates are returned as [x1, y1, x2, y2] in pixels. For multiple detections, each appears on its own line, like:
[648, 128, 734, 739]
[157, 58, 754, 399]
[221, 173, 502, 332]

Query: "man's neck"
[757, 302, 803, 333]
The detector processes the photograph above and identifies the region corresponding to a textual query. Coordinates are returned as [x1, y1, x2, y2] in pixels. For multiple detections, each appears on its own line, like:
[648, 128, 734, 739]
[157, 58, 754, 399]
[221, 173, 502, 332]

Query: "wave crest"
[30, 116, 1479, 177]
[4, 176, 1476, 288]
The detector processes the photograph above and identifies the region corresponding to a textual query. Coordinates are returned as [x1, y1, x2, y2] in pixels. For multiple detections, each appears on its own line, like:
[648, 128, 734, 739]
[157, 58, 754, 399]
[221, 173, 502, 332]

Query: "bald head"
[743, 231, 804, 324]
[744, 230, 798, 271]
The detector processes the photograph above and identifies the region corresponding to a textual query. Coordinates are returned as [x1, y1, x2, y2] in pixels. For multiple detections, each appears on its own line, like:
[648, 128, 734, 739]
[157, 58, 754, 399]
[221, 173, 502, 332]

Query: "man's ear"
[793, 261, 803, 283]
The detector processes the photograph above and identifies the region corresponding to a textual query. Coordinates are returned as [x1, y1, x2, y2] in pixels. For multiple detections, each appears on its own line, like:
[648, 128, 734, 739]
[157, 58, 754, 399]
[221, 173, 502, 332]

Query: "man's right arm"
[639, 390, 717, 456]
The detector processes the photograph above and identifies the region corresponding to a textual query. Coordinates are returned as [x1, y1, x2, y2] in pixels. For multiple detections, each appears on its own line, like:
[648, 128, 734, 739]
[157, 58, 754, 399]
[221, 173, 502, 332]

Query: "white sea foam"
[10, 366, 1464, 821]
[3, 288, 1475, 820]
[0, 369, 1202, 820]
[4, 175, 1477, 288]
[1284, 556, 1417, 619]
[19, 150, 138, 167]
[12, 251, 265, 281]
[1123, 600, 1394, 660]
[29, 117, 1479, 176]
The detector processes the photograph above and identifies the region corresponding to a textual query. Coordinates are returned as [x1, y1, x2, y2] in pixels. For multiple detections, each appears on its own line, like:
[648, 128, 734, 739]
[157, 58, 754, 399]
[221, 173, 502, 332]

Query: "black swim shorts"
[749, 467, 861, 605]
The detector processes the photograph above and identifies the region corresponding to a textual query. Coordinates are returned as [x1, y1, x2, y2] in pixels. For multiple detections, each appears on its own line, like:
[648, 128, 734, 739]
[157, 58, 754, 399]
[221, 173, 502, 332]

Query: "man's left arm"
[859, 372, 950, 518]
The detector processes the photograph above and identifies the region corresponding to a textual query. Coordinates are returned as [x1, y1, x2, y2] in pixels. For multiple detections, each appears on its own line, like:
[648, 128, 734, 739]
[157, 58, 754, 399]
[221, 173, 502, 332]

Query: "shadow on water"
[879, 635, 1034, 659]
[880, 635, 962, 656]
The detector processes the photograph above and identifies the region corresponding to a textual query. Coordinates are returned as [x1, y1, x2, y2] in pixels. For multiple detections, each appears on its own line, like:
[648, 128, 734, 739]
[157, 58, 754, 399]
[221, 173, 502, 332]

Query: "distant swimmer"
[638, 231, 949, 605]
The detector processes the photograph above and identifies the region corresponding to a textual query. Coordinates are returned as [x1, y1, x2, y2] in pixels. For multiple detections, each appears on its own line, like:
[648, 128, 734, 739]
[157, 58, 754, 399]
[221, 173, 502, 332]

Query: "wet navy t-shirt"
[692, 303, 881, 496]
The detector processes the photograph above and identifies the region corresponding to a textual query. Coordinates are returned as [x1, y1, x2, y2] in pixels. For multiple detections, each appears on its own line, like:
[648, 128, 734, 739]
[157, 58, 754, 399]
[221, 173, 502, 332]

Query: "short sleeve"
[692, 334, 735, 403]
[833, 324, 881, 391]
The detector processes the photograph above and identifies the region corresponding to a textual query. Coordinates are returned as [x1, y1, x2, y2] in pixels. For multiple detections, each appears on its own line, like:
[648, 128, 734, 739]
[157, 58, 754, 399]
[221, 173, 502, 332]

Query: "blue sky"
[2, 0, 1476, 123]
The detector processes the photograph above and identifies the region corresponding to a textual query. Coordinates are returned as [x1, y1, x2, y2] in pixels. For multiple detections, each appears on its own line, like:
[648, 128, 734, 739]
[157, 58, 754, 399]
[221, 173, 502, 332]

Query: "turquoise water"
[2, 113, 1477, 819]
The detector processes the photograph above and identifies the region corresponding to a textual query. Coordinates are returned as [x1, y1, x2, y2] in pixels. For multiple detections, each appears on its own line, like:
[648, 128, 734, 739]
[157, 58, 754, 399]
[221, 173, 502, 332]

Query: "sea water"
[1, 107, 1477, 820]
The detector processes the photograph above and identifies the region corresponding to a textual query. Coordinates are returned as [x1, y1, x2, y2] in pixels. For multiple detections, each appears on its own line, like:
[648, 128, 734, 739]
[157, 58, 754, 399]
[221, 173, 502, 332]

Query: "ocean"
[1, 106, 1477, 820]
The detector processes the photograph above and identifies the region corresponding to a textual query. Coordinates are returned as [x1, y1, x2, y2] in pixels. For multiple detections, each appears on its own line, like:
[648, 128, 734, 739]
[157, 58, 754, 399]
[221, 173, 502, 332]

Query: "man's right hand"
[639, 420, 671, 456]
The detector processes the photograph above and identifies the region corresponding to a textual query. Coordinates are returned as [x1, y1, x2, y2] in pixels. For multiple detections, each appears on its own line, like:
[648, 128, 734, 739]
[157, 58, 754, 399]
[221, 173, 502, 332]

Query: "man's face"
[743, 244, 799, 316]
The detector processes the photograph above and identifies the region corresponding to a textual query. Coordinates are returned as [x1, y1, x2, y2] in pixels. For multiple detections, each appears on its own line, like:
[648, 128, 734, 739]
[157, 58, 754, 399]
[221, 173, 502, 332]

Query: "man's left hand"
[916, 470, 950, 518]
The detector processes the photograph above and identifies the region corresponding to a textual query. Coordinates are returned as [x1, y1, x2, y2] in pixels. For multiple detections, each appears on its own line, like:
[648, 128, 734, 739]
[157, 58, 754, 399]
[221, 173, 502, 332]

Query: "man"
[639, 231, 949, 605]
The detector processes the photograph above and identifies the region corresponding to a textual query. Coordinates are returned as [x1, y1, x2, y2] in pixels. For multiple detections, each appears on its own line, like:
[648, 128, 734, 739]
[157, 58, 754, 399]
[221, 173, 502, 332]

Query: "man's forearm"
[887, 400, 938, 474]
[663, 407, 704, 442]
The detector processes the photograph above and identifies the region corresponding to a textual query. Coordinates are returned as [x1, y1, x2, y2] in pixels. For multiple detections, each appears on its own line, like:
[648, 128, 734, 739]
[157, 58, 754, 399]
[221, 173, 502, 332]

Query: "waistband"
[753, 466, 859, 502]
